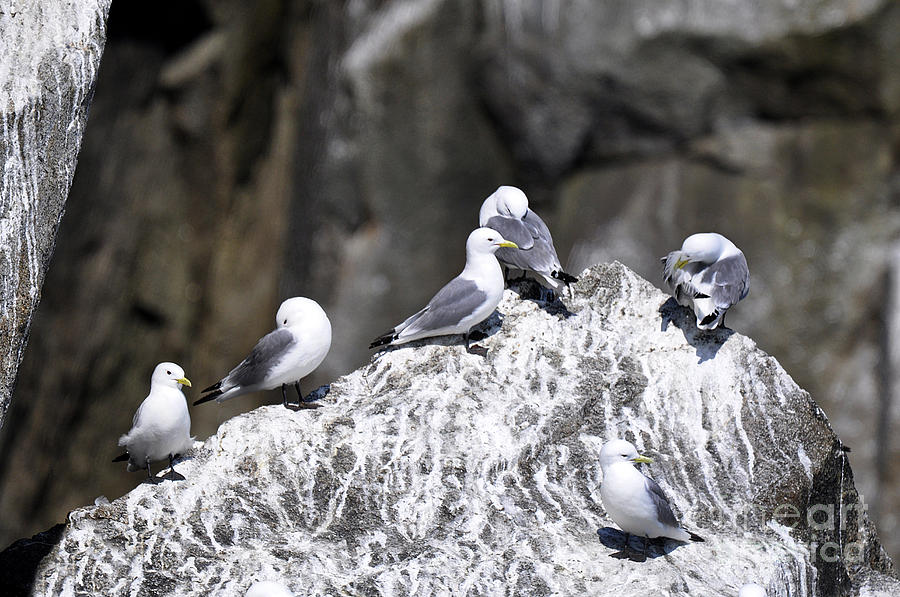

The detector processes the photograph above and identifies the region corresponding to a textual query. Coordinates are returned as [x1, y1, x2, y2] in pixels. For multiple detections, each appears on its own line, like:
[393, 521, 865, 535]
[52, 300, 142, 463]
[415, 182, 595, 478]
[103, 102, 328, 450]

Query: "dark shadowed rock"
[19, 263, 897, 595]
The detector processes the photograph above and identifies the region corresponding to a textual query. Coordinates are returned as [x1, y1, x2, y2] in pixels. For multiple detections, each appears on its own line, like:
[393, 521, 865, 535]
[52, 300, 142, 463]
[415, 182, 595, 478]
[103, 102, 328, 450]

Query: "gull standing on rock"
[369, 227, 518, 356]
[113, 362, 194, 483]
[478, 185, 577, 291]
[195, 297, 332, 410]
[599, 439, 704, 559]
[662, 232, 749, 330]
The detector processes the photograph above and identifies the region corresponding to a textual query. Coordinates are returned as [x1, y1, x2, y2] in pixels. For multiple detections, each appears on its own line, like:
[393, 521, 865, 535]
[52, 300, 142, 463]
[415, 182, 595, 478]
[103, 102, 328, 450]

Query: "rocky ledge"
[7, 263, 899, 595]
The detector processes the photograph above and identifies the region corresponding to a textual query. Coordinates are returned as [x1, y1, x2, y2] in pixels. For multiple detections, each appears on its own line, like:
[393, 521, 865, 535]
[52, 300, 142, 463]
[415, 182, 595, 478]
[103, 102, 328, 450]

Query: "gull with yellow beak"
[370, 227, 518, 356]
[113, 362, 194, 483]
[662, 232, 749, 330]
[599, 439, 704, 558]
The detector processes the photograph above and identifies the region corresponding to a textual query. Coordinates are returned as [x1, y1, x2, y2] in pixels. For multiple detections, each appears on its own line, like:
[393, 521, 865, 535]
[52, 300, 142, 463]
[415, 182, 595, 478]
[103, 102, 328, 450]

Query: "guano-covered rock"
[24, 263, 900, 595]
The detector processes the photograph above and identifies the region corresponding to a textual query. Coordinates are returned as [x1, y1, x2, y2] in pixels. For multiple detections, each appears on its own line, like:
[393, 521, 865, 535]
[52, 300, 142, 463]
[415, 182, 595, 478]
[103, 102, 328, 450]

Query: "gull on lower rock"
[599, 439, 704, 560]
[478, 185, 577, 292]
[662, 232, 749, 330]
[369, 227, 518, 357]
[113, 362, 194, 483]
[195, 297, 332, 411]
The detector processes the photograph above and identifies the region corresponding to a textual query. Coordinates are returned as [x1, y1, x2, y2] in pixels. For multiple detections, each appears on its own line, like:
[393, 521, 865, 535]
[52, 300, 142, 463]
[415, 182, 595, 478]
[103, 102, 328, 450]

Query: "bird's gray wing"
[402, 277, 488, 338]
[225, 328, 296, 388]
[698, 254, 750, 309]
[484, 215, 536, 250]
[644, 476, 681, 529]
[493, 209, 564, 278]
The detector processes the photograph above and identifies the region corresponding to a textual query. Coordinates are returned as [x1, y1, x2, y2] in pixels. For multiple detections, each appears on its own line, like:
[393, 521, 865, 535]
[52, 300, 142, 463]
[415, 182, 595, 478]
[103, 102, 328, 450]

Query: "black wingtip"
[551, 270, 579, 285]
[369, 333, 397, 349]
[112, 452, 129, 463]
[688, 531, 705, 542]
[193, 390, 222, 406]
[201, 380, 223, 394]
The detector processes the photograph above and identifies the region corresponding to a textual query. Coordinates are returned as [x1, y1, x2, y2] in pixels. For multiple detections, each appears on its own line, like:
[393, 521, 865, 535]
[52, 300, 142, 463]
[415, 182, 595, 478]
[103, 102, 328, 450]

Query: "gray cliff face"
[0, 0, 111, 429]
[29, 264, 897, 596]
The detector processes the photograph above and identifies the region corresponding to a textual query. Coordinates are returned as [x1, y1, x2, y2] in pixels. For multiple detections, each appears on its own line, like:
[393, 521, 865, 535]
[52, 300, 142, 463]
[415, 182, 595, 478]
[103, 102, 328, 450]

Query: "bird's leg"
[168, 455, 177, 480]
[622, 532, 630, 551]
[284, 382, 321, 411]
[465, 331, 488, 358]
[642, 535, 649, 556]
[144, 457, 158, 484]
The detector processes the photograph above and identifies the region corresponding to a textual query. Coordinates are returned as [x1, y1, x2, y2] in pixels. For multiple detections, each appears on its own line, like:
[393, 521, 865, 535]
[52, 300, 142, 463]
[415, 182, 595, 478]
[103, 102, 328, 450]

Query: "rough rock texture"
[24, 264, 898, 596]
[0, 0, 111, 429]
[3, 0, 900, 566]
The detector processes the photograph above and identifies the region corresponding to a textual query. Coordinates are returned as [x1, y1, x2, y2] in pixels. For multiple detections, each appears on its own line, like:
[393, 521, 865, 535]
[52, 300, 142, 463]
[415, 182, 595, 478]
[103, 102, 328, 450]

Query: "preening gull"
[195, 297, 332, 410]
[246, 581, 294, 597]
[739, 584, 767, 597]
[113, 362, 193, 482]
[479, 186, 577, 290]
[599, 439, 704, 558]
[369, 227, 517, 356]
[662, 232, 749, 330]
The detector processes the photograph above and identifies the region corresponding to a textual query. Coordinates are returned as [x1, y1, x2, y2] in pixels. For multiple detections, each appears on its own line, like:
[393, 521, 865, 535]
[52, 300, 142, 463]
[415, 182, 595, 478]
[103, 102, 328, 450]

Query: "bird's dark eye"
[166, 370, 172, 375]
[283, 319, 288, 324]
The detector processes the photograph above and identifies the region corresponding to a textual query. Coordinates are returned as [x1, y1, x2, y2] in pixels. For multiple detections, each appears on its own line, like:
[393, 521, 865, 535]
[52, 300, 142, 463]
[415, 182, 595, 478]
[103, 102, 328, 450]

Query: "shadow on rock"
[658, 298, 734, 363]
[508, 278, 575, 319]
[597, 527, 684, 561]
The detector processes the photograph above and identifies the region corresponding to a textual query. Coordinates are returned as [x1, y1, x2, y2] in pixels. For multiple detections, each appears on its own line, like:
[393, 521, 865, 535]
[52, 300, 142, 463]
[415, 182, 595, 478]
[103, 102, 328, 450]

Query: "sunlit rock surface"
[27, 264, 897, 595]
[0, 0, 111, 429]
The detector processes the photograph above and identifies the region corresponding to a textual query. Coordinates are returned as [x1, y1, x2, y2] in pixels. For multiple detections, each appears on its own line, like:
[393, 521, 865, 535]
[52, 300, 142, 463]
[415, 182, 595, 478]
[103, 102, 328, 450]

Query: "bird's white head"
[151, 362, 191, 389]
[599, 439, 652, 472]
[466, 227, 518, 258]
[676, 232, 737, 267]
[275, 297, 329, 329]
[479, 185, 529, 225]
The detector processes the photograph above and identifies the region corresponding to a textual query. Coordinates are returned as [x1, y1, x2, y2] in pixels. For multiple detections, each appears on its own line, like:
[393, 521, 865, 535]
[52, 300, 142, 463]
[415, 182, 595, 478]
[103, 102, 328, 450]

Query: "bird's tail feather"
[688, 531, 705, 542]
[112, 452, 129, 463]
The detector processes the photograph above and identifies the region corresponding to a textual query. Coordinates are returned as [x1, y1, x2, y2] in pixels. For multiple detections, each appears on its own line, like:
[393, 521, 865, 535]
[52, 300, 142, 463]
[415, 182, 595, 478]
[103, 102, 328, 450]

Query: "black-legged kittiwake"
[479, 186, 577, 290]
[662, 232, 749, 330]
[599, 439, 704, 558]
[195, 297, 332, 410]
[113, 362, 193, 483]
[369, 227, 518, 356]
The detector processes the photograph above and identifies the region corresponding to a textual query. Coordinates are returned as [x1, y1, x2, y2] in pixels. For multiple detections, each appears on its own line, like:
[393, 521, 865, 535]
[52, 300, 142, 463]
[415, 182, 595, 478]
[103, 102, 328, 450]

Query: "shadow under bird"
[195, 297, 332, 410]
[599, 439, 704, 560]
[369, 227, 518, 356]
[478, 185, 578, 290]
[113, 362, 194, 483]
[661, 232, 749, 330]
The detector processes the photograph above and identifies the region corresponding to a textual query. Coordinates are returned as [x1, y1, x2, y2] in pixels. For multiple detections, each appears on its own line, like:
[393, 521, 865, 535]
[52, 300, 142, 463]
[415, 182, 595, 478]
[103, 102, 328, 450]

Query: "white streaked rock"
[28, 262, 898, 595]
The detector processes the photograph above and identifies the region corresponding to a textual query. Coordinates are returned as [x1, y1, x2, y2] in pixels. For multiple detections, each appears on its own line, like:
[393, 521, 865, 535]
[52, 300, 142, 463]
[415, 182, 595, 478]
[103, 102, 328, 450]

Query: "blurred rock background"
[1, 0, 899, 563]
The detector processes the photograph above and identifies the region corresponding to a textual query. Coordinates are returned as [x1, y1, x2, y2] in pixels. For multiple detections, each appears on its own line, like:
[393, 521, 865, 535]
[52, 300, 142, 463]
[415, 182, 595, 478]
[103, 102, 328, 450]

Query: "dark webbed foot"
[283, 382, 323, 411]
[166, 455, 186, 481]
[466, 344, 489, 357]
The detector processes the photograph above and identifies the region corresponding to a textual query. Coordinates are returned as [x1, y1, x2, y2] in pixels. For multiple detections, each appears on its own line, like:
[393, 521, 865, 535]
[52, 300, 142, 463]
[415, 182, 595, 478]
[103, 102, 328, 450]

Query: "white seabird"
[599, 439, 704, 557]
[195, 297, 332, 410]
[113, 362, 193, 482]
[478, 185, 577, 290]
[369, 227, 518, 356]
[662, 232, 749, 330]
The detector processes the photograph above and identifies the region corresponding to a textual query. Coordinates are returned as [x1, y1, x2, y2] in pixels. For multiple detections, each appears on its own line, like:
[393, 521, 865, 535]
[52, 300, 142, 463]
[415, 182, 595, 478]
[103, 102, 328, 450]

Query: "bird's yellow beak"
[631, 455, 652, 464]
[177, 377, 192, 387]
[497, 241, 518, 249]
[675, 257, 690, 269]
